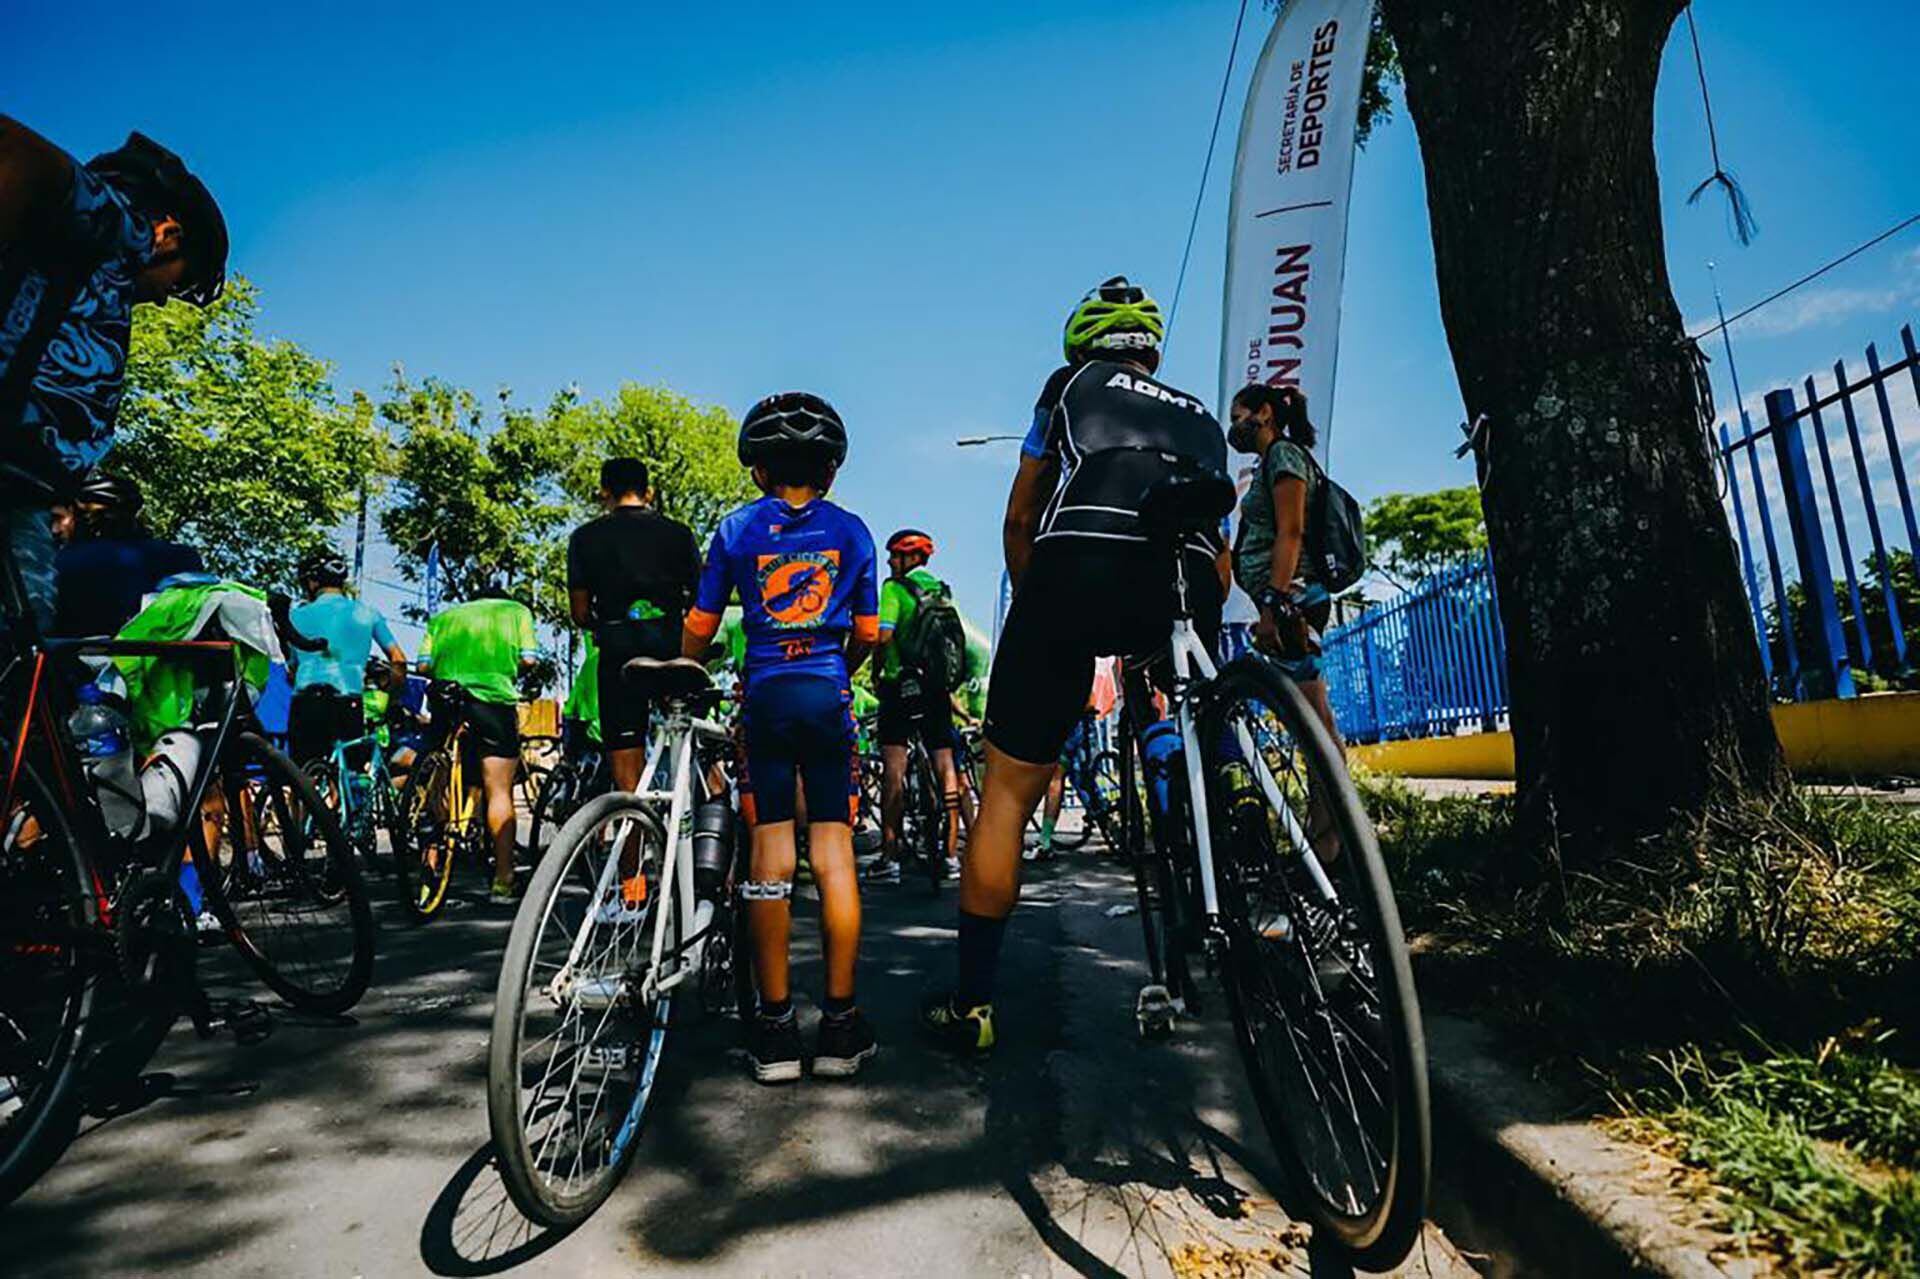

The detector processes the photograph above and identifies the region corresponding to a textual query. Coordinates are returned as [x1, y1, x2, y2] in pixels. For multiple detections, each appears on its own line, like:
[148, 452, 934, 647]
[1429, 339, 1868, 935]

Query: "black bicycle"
[0, 564, 374, 1207]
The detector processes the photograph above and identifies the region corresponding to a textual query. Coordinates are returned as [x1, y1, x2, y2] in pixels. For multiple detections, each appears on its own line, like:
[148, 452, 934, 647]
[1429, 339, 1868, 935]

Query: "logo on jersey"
[1104, 371, 1209, 416]
[757, 550, 839, 627]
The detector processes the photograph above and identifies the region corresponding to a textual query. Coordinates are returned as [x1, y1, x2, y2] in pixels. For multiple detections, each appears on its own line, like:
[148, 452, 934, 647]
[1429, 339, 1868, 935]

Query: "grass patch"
[1359, 774, 1920, 1274]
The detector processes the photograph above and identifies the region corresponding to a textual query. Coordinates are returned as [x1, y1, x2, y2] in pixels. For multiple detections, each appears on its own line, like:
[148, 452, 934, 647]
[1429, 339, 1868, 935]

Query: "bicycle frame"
[556, 701, 731, 1004]
[1154, 553, 1340, 951]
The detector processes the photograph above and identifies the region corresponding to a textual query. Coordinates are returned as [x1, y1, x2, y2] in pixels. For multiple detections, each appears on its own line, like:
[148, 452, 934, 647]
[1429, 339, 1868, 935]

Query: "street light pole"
[954, 434, 1025, 447]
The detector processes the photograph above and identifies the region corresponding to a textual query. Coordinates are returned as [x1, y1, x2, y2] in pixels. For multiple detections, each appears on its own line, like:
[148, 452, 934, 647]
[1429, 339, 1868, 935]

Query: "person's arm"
[1268, 476, 1308, 594]
[370, 614, 406, 690]
[0, 117, 76, 245]
[565, 529, 593, 629]
[682, 531, 729, 659]
[1003, 454, 1055, 590]
[846, 524, 880, 677]
[515, 606, 539, 675]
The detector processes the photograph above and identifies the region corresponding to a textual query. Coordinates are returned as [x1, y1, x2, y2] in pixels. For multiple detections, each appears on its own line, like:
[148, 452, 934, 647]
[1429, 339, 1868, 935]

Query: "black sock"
[822, 994, 855, 1019]
[956, 910, 1007, 1010]
[759, 997, 793, 1023]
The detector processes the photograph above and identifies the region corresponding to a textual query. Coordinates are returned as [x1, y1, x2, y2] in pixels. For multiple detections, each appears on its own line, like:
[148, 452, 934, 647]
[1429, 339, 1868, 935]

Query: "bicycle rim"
[204, 733, 375, 1014]
[398, 751, 458, 921]
[1198, 656, 1429, 1268]
[0, 758, 98, 1207]
[489, 792, 671, 1228]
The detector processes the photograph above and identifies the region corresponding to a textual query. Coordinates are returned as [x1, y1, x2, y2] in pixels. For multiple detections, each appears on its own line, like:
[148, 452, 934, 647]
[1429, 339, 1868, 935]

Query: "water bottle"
[1137, 719, 1183, 822]
[139, 729, 204, 835]
[70, 683, 145, 840]
[692, 801, 734, 900]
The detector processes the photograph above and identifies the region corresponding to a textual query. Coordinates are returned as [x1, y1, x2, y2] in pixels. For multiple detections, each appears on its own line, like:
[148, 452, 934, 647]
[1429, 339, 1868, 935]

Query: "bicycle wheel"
[201, 733, 375, 1016]
[396, 748, 459, 922]
[0, 757, 100, 1207]
[489, 791, 672, 1228]
[1054, 758, 1095, 850]
[302, 757, 370, 884]
[524, 759, 583, 868]
[1197, 656, 1429, 1269]
[1086, 749, 1127, 852]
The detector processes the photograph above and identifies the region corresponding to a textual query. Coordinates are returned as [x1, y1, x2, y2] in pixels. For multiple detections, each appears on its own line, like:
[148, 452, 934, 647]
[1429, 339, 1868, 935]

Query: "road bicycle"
[522, 731, 606, 869]
[487, 656, 747, 1227]
[1052, 712, 1125, 852]
[0, 559, 374, 1207]
[1107, 468, 1430, 1270]
[394, 682, 487, 922]
[303, 715, 403, 883]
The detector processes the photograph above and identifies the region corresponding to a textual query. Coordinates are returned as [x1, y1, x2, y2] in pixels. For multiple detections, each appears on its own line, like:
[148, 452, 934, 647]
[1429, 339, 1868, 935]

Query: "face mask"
[1227, 419, 1260, 454]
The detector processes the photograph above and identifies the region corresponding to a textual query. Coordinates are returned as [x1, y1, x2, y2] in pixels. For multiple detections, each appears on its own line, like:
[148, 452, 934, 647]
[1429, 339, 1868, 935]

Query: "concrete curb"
[1423, 1015, 1758, 1279]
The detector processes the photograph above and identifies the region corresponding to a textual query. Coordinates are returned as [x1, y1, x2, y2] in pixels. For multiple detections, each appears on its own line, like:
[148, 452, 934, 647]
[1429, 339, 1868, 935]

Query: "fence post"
[1719, 422, 1774, 685]
[1765, 388, 1855, 699]
[1361, 620, 1384, 744]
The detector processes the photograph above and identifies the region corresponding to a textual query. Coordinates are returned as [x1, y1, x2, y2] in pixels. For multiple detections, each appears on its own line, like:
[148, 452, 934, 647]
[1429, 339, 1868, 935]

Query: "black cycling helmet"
[299, 547, 350, 589]
[75, 470, 143, 514]
[737, 392, 848, 468]
[86, 132, 228, 307]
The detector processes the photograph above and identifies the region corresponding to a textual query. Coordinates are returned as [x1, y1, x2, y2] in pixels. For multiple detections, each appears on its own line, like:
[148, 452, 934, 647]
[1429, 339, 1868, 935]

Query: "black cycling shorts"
[595, 617, 679, 751]
[737, 674, 858, 827]
[876, 674, 953, 751]
[984, 540, 1220, 765]
[429, 693, 521, 764]
[288, 687, 364, 765]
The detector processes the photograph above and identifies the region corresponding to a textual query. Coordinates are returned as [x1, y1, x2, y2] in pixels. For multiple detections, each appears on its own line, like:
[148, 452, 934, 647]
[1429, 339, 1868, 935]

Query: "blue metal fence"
[1321, 552, 1508, 744]
[1321, 320, 1920, 744]
[1722, 321, 1920, 700]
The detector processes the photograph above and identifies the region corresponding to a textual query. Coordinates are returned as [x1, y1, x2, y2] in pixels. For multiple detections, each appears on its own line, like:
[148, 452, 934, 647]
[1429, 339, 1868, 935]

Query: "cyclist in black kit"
[923, 276, 1231, 1052]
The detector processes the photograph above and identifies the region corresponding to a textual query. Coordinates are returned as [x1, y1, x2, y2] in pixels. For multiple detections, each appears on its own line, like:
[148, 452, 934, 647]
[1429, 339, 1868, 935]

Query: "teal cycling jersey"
[290, 593, 397, 695]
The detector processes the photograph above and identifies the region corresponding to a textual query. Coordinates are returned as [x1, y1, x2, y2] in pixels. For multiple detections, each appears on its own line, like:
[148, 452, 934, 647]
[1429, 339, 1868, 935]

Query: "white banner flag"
[1218, 0, 1376, 453]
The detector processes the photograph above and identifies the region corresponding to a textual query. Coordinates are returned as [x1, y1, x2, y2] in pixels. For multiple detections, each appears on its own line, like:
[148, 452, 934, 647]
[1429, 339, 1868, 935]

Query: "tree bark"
[1376, 0, 1787, 853]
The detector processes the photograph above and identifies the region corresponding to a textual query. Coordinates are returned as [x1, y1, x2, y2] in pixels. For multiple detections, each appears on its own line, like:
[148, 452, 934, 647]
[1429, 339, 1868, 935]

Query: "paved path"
[9, 849, 1479, 1278]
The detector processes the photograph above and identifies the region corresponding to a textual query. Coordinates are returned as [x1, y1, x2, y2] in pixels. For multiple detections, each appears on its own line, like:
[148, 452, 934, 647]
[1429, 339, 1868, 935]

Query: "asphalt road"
[8, 833, 1480, 1279]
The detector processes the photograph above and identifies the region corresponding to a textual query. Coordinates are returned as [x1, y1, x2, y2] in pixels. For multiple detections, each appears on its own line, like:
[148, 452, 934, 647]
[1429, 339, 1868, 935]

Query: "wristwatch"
[1254, 586, 1298, 620]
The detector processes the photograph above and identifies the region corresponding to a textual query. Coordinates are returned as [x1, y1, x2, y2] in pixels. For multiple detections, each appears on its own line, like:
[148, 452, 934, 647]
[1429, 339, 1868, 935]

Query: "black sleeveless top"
[1028, 360, 1228, 554]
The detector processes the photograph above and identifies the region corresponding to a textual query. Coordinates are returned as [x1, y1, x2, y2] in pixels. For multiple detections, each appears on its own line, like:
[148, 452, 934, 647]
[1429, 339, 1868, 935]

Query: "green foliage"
[1356, 12, 1403, 146]
[1362, 487, 1486, 587]
[115, 278, 386, 585]
[1629, 1043, 1920, 1276]
[380, 376, 749, 628]
[1770, 550, 1920, 696]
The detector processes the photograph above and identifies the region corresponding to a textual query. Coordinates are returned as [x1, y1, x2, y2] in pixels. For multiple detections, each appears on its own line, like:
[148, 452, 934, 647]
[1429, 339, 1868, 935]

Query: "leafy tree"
[1364, 486, 1486, 588]
[1369, 0, 1786, 852]
[380, 376, 749, 629]
[1770, 550, 1920, 696]
[114, 278, 386, 585]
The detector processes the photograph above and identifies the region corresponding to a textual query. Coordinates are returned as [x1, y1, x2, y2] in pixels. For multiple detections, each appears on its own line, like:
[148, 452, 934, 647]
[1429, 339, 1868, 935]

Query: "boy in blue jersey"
[683, 392, 880, 1084]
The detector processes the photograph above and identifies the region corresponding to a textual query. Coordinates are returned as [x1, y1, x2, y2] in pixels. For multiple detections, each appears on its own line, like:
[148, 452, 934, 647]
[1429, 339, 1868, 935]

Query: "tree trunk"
[1377, 0, 1787, 853]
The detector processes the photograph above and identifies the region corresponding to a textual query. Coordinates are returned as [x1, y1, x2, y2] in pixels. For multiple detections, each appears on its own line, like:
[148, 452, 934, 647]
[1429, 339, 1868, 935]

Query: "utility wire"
[1688, 211, 1920, 341]
[1164, 0, 1251, 349]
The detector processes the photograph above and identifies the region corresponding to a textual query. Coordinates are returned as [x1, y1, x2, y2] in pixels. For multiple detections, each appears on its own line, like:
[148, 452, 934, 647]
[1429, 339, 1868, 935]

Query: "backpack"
[1305, 453, 1367, 594]
[895, 575, 968, 689]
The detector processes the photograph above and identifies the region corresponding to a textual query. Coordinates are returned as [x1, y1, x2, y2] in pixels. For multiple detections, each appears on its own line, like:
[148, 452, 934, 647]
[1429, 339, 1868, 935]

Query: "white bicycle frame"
[551, 697, 732, 1006]
[1160, 553, 1340, 932]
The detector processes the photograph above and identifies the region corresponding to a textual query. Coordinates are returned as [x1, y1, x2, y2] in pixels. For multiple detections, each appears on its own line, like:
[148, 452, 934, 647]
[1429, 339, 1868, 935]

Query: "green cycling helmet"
[1062, 275, 1165, 361]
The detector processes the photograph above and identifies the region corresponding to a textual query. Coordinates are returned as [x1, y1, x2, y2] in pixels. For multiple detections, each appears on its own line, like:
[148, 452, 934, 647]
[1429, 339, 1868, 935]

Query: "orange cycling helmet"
[887, 529, 934, 558]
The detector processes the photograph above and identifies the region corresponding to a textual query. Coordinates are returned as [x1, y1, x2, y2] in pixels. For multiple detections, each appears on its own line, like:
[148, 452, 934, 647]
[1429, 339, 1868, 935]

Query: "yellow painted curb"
[1347, 691, 1920, 780]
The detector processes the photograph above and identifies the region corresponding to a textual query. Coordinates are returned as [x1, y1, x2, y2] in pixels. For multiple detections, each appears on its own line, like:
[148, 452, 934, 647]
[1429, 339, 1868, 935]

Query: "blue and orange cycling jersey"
[685, 495, 880, 688]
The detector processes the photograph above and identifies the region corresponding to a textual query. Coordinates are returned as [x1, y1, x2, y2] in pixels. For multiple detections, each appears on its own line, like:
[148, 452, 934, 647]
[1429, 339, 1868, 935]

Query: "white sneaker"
[944, 857, 962, 878]
[863, 859, 901, 885]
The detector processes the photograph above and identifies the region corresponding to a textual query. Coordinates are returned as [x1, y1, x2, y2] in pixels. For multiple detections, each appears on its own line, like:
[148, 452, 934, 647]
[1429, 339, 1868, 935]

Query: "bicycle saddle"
[621, 656, 714, 700]
[1137, 467, 1236, 539]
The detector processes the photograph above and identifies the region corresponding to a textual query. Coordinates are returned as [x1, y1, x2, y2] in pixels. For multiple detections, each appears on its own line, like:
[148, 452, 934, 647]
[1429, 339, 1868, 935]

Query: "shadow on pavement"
[419, 1143, 576, 1276]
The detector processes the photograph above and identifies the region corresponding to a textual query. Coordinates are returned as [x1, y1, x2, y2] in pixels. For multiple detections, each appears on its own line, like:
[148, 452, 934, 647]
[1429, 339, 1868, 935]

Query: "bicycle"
[304, 719, 403, 883]
[394, 681, 489, 922]
[895, 710, 949, 891]
[522, 730, 606, 868]
[487, 656, 747, 1227]
[0, 567, 375, 1207]
[1105, 469, 1430, 1269]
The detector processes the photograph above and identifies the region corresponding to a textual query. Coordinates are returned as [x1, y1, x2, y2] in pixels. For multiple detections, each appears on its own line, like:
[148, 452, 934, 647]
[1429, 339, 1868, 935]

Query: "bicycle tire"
[524, 758, 586, 868]
[1054, 762, 1095, 850]
[489, 791, 672, 1228]
[200, 733, 375, 1015]
[302, 756, 372, 884]
[0, 756, 99, 1208]
[395, 748, 460, 922]
[1198, 656, 1429, 1269]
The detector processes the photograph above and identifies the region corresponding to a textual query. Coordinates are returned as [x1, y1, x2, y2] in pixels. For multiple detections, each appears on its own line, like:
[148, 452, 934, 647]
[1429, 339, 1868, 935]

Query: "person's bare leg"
[808, 822, 860, 1002]
[880, 743, 907, 858]
[960, 747, 1056, 920]
[931, 747, 960, 858]
[610, 743, 646, 793]
[956, 754, 979, 832]
[748, 821, 798, 1004]
[482, 756, 519, 889]
[1036, 767, 1065, 856]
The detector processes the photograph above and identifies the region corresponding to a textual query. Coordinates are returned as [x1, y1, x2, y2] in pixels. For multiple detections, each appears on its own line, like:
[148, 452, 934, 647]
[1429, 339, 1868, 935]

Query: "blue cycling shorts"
[738, 674, 858, 827]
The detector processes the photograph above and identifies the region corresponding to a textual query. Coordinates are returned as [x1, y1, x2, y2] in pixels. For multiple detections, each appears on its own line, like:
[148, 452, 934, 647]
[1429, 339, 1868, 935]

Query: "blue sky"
[9, 0, 1918, 649]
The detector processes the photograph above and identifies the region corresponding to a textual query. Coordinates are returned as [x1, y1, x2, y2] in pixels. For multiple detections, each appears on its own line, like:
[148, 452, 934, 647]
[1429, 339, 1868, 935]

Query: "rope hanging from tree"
[1683, 3, 1758, 245]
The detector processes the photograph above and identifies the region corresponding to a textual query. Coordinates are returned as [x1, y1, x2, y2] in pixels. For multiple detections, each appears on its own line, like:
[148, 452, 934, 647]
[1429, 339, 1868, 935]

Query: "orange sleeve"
[853, 614, 880, 644]
[684, 607, 722, 641]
